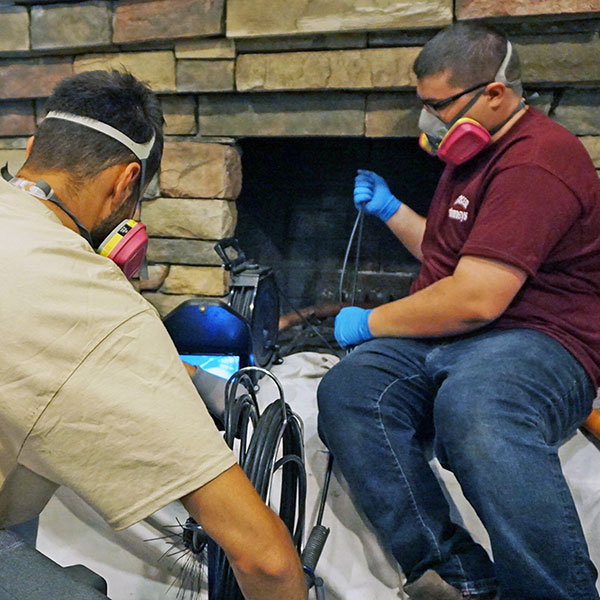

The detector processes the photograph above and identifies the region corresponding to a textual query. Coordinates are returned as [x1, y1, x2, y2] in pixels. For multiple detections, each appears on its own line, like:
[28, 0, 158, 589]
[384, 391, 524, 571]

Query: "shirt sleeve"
[461, 164, 582, 276]
[17, 309, 237, 530]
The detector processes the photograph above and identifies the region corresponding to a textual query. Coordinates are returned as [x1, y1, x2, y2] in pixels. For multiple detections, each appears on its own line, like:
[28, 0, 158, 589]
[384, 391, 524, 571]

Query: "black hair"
[26, 70, 164, 188]
[413, 22, 521, 91]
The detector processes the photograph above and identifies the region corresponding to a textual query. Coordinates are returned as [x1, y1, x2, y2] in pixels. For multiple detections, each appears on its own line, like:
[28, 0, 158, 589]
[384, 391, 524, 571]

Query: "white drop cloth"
[36, 351, 600, 599]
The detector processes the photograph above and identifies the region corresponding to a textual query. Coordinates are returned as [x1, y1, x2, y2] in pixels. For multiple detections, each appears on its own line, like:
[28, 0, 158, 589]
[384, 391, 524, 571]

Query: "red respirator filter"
[436, 117, 491, 166]
[97, 219, 148, 279]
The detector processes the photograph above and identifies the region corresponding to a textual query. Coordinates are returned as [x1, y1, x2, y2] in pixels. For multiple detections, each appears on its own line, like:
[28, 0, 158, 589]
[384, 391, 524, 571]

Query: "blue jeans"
[8, 517, 38, 547]
[317, 329, 598, 599]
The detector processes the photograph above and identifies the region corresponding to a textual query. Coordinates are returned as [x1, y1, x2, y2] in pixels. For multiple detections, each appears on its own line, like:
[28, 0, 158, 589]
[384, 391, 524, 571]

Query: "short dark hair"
[413, 23, 521, 91]
[26, 70, 164, 188]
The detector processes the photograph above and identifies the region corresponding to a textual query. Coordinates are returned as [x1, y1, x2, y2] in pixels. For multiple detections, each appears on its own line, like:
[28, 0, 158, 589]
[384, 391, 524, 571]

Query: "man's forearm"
[385, 203, 426, 261]
[181, 466, 307, 600]
[368, 256, 527, 338]
[230, 533, 307, 600]
[369, 275, 491, 338]
[233, 570, 307, 600]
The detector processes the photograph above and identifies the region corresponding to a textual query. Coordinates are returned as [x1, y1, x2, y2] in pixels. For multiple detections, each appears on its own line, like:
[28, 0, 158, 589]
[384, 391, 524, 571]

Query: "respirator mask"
[418, 41, 525, 166]
[3, 111, 155, 279]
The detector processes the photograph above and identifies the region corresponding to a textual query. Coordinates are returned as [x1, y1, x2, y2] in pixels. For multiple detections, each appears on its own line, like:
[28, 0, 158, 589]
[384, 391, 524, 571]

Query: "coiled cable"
[211, 367, 306, 600]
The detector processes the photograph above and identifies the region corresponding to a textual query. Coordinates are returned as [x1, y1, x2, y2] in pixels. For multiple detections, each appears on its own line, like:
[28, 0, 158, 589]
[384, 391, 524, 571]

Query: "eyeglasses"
[418, 80, 492, 113]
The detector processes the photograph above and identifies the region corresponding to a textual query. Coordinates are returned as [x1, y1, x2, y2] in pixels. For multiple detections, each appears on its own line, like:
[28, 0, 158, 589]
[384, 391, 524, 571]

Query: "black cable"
[210, 367, 306, 600]
[223, 372, 259, 464]
[303, 205, 367, 593]
[316, 453, 334, 527]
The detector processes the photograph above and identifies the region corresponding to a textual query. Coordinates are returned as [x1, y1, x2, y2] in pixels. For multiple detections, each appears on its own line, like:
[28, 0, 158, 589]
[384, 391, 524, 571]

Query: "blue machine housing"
[163, 300, 255, 369]
[163, 238, 280, 376]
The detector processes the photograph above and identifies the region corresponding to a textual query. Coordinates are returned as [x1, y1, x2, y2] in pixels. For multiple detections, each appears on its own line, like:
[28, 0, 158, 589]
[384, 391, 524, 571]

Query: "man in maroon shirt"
[318, 23, 600, 600]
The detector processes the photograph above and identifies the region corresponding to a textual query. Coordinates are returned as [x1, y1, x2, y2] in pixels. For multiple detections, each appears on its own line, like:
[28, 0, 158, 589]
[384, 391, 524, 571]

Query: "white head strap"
[494, 41, 520, 88]
[44, 110, 155, 160]
[44, 110, 156, 197]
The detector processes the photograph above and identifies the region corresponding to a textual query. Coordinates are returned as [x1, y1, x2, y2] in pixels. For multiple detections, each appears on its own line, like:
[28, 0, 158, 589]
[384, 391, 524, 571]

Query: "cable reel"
[215, 238, 280, 370]
[163, 239, 280, 382]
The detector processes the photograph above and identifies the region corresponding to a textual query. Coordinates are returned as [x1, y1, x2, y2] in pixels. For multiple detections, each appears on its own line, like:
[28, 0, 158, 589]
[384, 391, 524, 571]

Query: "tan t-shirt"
[0, 178, 236, 530]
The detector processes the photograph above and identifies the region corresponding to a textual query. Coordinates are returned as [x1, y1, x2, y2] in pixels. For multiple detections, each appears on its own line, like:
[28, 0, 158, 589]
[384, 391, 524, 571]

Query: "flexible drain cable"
[179, 207, 366, 599]
[302, 205, 366, 596]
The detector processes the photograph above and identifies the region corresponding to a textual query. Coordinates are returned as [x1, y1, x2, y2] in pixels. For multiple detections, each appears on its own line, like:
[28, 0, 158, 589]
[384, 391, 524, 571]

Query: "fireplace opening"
[234, 137, 444, 319]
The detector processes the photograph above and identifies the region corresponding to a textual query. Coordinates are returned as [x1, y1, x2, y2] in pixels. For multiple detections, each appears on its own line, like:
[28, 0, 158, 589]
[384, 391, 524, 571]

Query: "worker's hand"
[190, 364, 227, 421]
[354, 169, 401, 222]
[334, 306, 374, 348]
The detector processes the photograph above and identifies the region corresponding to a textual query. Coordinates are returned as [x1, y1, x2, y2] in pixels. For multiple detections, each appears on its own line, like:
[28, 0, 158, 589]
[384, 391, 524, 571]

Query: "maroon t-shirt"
[411, 107, 600, 386]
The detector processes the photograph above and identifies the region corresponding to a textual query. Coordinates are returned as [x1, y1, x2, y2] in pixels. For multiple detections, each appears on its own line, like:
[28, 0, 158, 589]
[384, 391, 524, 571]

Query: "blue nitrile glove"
[334, 307, 374, 348]
[354, 169, 401, 222]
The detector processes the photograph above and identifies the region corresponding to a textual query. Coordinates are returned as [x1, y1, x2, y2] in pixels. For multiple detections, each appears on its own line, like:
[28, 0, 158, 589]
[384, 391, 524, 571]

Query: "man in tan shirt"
[0, 70, 305, 600]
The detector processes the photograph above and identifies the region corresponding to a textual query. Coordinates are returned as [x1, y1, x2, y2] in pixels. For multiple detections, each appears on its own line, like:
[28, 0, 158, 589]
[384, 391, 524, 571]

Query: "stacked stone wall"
[0, 0, 599, 315]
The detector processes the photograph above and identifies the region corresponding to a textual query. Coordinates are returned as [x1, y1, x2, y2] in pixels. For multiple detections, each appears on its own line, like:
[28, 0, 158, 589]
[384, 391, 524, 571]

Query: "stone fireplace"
[1, 0, 599, 317]
[234, 136, 442, 310]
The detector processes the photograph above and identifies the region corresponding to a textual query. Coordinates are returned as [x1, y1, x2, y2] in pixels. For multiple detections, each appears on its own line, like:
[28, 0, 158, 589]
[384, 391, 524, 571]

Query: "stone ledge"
[236, 47, 421, 91]
[236, 32, 367, 53]
[0, 138, 28, 150]
[142, 292, 195, 317]
[580, 136, 600, 167]
[74, 51, 176, 92]
[517, 37, 600, 84]
[161, 265, 230, 296]
[175, 38, 236, 59]
[160, 96, 197, 135]
[226, 0, 452, 37]
[0, 101, 35, 137]
[142, 197, 237, 239]
[0, 7, 29, 52]
[160, 142, 242, 199]
[0, 58, 73, 99]
[368, 29, 440, 48]
[177, 60, 235, 92]
[457, 0, 600, 19]
[197, 92, 365, 136]
[147, 238, 224, 265]
[553, 89, 600, 135]
[365, 93, 419, 137]
[31, 1, 111, 51]
[113, 0, 224, 43]
[142, 292, 227, 318]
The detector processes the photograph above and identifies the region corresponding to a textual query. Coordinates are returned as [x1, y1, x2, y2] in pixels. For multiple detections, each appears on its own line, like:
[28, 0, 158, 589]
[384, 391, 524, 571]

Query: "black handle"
[214, 237, 247, 272]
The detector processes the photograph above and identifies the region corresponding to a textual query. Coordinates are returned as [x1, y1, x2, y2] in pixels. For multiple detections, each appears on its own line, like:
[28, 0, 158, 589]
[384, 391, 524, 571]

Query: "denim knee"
[316, 360, 349, 447]
[433, 392, 503, 471]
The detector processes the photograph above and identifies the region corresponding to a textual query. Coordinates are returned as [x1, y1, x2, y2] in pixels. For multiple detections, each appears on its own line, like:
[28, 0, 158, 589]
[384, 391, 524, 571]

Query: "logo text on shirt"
[453, 194, 469, 209]
[448, 194, 470, 222]
[448, 208, 468, 222]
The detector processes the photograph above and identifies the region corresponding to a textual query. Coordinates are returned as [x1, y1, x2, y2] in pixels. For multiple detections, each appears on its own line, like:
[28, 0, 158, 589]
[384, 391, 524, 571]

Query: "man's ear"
[486, 82, 506, 109]
[110, 161, 141, 210]
[25, 136, 35, 159]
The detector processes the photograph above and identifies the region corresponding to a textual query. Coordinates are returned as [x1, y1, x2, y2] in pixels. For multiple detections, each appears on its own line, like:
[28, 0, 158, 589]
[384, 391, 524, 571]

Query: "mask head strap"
[1, 163, 93, 245]
[43, 110, 155, 198]
[494, 41, 522, 91]
[451, 40, 522, 129]
[35, 179, 94, 245]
